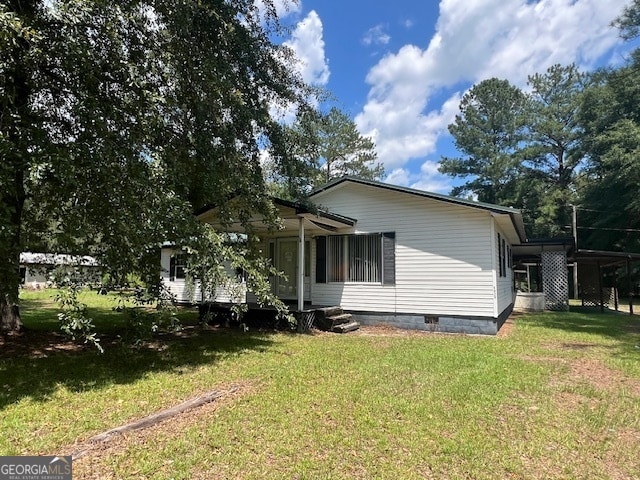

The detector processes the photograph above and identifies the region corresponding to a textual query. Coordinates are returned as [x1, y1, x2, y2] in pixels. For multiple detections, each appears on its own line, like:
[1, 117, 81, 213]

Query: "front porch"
[197, 198, 357, 313]
[197, 302, 360, 333]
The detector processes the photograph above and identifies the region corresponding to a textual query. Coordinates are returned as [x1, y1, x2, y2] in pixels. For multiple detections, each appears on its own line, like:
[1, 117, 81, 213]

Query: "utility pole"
[572, 204, 579, 299]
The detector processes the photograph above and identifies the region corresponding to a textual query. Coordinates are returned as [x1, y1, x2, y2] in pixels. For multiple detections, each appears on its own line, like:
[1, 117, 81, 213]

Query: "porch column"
[628, 258, 634, 316]
[541, 250, 569, 311]
[597, 260, 604, 313]
[298, 217, 305, 311]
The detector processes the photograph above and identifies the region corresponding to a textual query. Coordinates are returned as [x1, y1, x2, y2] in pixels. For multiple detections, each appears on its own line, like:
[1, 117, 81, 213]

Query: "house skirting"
[349, 305, 513, 336]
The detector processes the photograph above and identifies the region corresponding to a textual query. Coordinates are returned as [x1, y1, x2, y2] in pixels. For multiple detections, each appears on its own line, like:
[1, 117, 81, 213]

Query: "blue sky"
[269, 0, 636, 194]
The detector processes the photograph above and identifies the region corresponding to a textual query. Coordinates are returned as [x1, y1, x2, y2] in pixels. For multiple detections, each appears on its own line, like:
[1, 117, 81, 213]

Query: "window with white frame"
[169, 253, 186, 281]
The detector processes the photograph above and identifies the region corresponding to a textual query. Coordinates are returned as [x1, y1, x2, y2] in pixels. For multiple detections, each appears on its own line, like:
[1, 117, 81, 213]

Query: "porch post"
[597, 260, 604, 313]
[628, 258, 634, 316]
[613, 266, 619, 311]
[298, 217, 305, 312]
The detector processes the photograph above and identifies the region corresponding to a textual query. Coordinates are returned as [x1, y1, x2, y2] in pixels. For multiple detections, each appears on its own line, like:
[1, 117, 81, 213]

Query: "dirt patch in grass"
[603, 427, 640, 479]
[532, 337, 640, 397]
[565, 358, 640, 396]
[64, 381, 255, 479]
[501, 353, 640, 479]
[520, 353, 640, 397]
[353, 324, 429, 337]
[624, 321, 640, 334]
[497, 313, 518, 338]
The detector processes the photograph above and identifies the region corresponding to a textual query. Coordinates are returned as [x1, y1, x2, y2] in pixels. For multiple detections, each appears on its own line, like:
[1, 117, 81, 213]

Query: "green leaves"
[0, 0, 317, 333]
[55, 283, 103, 352]
[439, 78, 527, 205]
[612, 0, 640, 40]
[579, 56, 640, 252]
[439, 67, 590, 237]
[276, 106, 383, 196]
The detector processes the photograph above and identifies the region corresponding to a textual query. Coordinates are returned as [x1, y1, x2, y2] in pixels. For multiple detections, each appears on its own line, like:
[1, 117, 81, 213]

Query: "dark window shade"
[317, 233, 395, 285]
[169, 255, 176, 282]
[382, 232, 395, 285]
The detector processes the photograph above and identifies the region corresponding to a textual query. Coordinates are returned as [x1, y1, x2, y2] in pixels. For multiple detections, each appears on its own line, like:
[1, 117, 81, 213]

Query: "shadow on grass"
[18, 292, 171, 333]
[0, 302, 278, 410]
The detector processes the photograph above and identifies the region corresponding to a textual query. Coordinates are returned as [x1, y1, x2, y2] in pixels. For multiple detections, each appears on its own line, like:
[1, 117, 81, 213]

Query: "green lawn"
[2, 290, 639, 479]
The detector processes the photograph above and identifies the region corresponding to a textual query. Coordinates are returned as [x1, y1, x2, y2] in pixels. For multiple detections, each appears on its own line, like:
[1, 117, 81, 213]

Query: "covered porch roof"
[512, 237, 575, 263]
[196, 197, 357, 235]
[196, 198, 357, 312]
[573, 249, 640, 267]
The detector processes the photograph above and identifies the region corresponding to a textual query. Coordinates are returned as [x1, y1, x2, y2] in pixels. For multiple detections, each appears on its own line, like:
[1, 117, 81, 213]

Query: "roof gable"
[310, 176, 527, 242]
[311, 176, 518, 214]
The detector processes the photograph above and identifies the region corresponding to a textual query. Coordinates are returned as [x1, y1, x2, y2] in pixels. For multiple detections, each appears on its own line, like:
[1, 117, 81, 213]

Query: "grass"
[1, 290, 639, 479]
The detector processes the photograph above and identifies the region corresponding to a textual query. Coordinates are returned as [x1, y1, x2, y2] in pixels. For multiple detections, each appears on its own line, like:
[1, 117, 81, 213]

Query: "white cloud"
[284, 10, 330, 86]
[356, 90, 460, 170]
[270, 10, 329, 123]
[362, 24, 391, 46]
[357, 0, 629, 193]
[409, 160, 453, 193]
[385, 167, 411, 186]
[402, 19, 415, 29]
[274, 0, 302, 17]
[384, 161, 453, 194]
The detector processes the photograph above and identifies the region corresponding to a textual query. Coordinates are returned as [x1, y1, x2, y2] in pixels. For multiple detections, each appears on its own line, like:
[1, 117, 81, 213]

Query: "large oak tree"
[0, 0, 310, 331]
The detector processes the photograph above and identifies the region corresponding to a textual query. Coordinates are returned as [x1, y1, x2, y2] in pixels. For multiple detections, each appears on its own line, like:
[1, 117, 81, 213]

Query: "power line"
[577, 226, 640, 233]
[575, 206, 622, 214]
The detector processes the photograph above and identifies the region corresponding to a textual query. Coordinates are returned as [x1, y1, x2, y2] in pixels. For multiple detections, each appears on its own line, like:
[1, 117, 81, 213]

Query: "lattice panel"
[581, 287, 615, 309]
[541, 251, 569, 311]
[581, 288, 603, 308]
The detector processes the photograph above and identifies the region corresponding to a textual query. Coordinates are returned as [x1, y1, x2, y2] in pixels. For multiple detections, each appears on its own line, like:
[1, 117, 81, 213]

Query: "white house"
[159, 245, 248, 304]
[20, 252, 100, 289]
[162, 177, 527, 334]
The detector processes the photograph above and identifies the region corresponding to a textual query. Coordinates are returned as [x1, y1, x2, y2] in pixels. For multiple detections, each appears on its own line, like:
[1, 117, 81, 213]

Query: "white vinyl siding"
[310, 183, 498, 318]
[494, 222, 515, 315]
[160, 248, 246, 304]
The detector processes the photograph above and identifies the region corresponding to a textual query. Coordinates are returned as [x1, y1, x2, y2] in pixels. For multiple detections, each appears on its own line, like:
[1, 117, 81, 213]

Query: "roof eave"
[311, 176, 521, 216]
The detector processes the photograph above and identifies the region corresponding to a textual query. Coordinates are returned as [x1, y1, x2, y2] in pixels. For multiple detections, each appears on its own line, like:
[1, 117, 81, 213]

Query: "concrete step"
[332, 321, 360, 333]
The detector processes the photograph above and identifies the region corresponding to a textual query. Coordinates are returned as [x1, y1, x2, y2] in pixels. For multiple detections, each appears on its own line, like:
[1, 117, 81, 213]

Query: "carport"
[573, 249, 640, 315]
[512, 239, 640, 315]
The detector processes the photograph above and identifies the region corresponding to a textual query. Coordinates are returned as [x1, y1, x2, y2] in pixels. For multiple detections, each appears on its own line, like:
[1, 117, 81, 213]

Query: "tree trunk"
[0, 1, 33, 333]
[1, 292, 23, 332]
[0, 170, 27, 332]
[0, 167, 27, 333]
